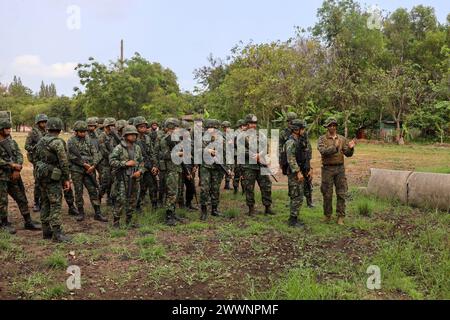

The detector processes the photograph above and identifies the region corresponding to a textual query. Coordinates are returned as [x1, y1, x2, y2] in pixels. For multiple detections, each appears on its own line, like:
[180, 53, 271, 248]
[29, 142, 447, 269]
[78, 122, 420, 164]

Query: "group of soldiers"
[0, 111, 356, 242]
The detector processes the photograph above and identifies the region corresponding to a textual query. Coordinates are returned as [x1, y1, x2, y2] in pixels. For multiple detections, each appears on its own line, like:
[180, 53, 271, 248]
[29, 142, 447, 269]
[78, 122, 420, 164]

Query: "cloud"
[12, 55, 77, 78]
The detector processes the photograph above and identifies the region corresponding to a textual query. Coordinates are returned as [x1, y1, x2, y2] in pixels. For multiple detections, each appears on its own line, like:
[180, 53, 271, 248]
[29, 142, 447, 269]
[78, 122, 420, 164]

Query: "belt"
[323, 163, 344, 167]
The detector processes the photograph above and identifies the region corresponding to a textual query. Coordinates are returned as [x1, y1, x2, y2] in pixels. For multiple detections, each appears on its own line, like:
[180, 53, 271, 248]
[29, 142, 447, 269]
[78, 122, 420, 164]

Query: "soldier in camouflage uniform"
[98, 118, 121, 205]
[222, 121, 233, 190]
[25, 114, 48, 212]
[134, 117, 159, 212]
[34, 118, 72, 242]
[110, 125, 146, 228]
[157, 118, 182, 226]
[68, 121, 107, 223]
[318, 118, 356, 225]
[233, 119, 247, 194]
[177, 121, 198, 211]
[279, 113, 314, 208]
[285, 119, 311, 228]
[198, 119, 231, 220]
[95, 118, 105, 136]
[0, 119, 41, 234]
[147, 119, 160, 207]
[241, 114, 274, 216]
[116, 120, 128, 136]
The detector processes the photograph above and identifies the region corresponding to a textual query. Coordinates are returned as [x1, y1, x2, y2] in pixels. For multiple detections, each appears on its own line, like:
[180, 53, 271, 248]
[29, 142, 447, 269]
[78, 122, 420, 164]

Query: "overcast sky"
[0, 0, 448, 96]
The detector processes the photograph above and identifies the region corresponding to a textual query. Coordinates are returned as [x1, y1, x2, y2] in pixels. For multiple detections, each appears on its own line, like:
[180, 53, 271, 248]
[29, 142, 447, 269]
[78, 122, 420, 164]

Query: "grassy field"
[0, 132, 448, 300]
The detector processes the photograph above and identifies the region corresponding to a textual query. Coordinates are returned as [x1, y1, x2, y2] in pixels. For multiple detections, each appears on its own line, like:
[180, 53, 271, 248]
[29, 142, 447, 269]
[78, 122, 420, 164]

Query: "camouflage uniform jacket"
[109, 141, 146, 176]
[24, 126, 46, 164]
[67, 136, 102, 174]
[98, 131, 121, 165]
[241, 130, 269, 171]
[0, 137, 23, 182]
[317, 133, 354, 166]
[35, 135, 70, 182]
[136, 133, 158, 170]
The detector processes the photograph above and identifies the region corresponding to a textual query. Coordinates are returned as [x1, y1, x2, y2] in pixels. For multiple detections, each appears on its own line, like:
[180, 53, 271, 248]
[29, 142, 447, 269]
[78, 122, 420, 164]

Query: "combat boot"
[200, 205, 208, 221]
[42, 224, 52, 239]
[211, 205, 222, 217]
[323, 215, 332, 223]
[247, 205, 256, 217]
[68, 204, 79, 217]
[224, 181, 231, 190]
[166, 210, 176, 227]
[306, 195, 315, 208]
[337, 217, 345, 226]
[186, 201, 198, 212]
[52, 227, 72, 243]
[23, 214, 41, 231]
[75, 207, 85, 222]
[288, 216, 305, 228]
[264, 206, 276, 216]
[233, 187, 238, 195]
[1, 217, 16, 234]
[94, 205, 108, 223]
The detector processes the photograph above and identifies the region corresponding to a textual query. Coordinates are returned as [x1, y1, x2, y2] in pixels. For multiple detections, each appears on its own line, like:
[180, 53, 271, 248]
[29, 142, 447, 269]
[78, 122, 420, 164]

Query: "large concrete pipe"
[367, 169, 412, 204]
[407, 172, 450, 211]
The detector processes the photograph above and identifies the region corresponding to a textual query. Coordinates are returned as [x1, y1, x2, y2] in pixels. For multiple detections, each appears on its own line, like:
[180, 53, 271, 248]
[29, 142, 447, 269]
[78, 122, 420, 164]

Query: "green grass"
[43, 251, 68, 270]
[72, 233, 100, 245]
[139, 245, 167, 262]
[135, 235, 157, 247]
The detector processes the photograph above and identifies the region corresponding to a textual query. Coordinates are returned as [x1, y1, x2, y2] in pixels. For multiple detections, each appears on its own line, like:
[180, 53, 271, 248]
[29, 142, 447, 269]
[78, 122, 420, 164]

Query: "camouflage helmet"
[116, 120, 128, 131]
[97, 117, 105, 125]
[47, 117, 64, 131]
[35, 114, 48, 125]
[133, 116, 148, 128]
[73, 121, 88, 132]
[164, 118, 180, 129]
[236, 119, 245, 128]
[286, 112, 298, 122]
[86, 117, 98, 126]
[128, 117, 136, 125]
[0, 119, 12, 130]
[205, 119, 220, 129]
[290, 119, 306, 131]
[122, 125, 138, 137]
[245, 114, 258, 124]
[104, 117, 116, 127]
[323, 117, 338, 128]
[222, 121, 231, 128]
[181, 120, 191, 130]
[149, 119, 159, 126]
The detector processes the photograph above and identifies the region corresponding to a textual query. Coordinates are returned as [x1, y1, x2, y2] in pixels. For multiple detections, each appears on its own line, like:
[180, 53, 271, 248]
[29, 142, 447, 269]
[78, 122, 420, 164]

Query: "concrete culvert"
[407, 172, 450, 212]
[367, 169, 412, 204]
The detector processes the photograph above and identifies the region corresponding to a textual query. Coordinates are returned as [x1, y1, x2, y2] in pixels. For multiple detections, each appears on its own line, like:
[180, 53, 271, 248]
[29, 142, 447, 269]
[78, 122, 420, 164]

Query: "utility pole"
[120, 39, 124, 68]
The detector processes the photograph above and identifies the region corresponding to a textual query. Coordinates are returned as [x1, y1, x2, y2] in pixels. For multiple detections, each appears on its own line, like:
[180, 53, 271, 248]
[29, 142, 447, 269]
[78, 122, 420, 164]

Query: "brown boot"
[323, 215, 332, 223]
[337, 217, 345, 226]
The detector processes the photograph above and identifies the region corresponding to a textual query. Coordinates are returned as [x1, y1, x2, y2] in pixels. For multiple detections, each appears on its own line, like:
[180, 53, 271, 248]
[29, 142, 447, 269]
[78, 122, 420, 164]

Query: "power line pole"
[120, 39, 124, 68]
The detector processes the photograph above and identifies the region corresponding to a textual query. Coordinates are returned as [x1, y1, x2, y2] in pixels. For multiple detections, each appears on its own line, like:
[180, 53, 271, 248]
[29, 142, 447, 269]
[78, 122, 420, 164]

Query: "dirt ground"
[0, 132, 448, 300]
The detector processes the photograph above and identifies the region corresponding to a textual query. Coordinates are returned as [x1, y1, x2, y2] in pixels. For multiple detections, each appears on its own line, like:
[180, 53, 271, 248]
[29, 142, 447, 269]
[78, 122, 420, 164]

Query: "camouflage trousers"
[112, 176, 140, 219]
[242, 168, 272, 207]
[71, 171, 100, 210]
[178, 172, 196, 206]
[288, 173, 304, 218]
[39, 179, 63, 231]
[164, 170, 180, 212]
[137, 172, 158, 207]
[321, 165, 348, 217]
[199, 166, 223, 207]
[233, 164, 243, 190]
[0, 179, 30, 219]
[32, 164, 41, 206]
[158, 172, 166, 206]
[99, 164, 113, 200]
